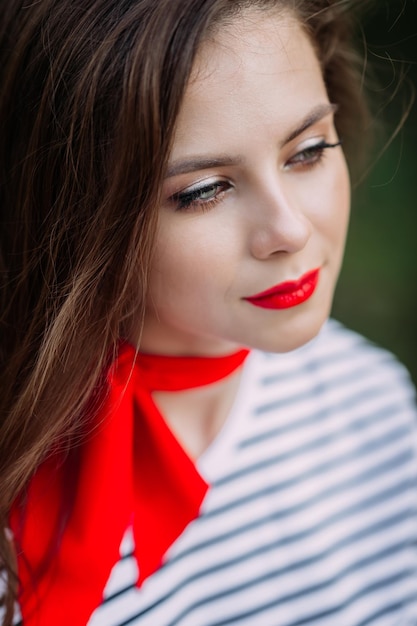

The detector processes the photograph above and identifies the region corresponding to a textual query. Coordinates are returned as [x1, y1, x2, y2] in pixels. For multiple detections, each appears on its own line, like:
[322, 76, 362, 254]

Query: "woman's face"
[140, 10, 350, 355]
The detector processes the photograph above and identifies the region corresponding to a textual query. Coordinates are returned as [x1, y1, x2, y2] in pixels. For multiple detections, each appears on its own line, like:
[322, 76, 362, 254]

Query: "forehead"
[197, 8, 311, 77]
[171, 9, 327, 157]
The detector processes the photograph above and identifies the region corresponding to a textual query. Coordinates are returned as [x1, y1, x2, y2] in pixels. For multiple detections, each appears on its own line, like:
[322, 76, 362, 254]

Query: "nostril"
[249, 211, 312, 259]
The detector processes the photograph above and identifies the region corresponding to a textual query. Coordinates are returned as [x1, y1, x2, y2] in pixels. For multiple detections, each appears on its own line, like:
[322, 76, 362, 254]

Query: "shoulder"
[314, 319, 415, 398]
[249, 318, 416, 424]
[258, 318, 414, 388]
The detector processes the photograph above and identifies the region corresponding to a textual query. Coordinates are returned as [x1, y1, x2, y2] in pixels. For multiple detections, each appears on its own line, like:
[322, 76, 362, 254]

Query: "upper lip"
[245, 268, 320, 300]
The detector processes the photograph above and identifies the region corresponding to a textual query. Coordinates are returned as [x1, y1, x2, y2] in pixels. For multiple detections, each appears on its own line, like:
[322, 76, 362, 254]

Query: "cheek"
[332, 160, 351, 239]
[307, 158, 351, 246]
[148, 244, 191, 301]
[148, 219, 232, 305]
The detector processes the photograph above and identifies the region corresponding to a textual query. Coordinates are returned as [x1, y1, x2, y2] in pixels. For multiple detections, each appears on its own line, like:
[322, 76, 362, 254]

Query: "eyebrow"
[165, 155, 243, 178]
[282, 102, 337, 145]
[165, 102, 337, 179]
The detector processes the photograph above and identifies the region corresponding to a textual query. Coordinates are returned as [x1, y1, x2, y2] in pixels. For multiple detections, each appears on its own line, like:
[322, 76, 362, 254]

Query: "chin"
[244, 308, 331, 354]
[278, 321, 326, 353]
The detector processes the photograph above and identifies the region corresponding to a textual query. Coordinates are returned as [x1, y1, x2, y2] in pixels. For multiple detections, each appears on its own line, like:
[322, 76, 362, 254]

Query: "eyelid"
[291, 137, 341, 156]
[167, 175, 223, 199]
[294, 136, 327, 151]
[287, 120, 336, 149]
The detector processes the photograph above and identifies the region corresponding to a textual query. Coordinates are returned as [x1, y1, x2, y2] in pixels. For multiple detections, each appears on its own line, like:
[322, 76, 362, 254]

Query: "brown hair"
[0, 0, 370, 620]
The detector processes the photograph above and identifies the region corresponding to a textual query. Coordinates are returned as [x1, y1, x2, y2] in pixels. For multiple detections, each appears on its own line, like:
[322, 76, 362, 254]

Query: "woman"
[1, 0, 417, 624]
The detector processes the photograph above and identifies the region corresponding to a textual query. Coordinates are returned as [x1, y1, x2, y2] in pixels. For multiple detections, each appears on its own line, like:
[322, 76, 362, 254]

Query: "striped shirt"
[8, 320, 417, 625]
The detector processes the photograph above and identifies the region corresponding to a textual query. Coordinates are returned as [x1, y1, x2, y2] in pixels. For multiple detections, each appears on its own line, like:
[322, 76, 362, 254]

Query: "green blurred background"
[332, 0, 417, 385]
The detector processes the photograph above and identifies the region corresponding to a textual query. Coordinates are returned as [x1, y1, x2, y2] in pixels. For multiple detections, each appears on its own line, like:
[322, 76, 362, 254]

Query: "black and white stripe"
[88, 320, 417, 625]
[6, 320, 417, 625]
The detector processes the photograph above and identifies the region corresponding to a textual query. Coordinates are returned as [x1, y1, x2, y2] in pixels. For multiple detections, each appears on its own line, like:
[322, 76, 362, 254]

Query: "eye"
[171, 180, 231, 212]
[284, 139, 342, 170]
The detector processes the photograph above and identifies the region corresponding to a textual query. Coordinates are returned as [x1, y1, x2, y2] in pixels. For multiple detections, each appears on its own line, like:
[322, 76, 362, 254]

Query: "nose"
[248, 179, 312, 259]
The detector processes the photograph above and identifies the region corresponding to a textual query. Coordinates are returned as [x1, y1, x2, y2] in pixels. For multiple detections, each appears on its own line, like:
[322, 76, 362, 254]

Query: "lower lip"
[245, 268, 320, 310]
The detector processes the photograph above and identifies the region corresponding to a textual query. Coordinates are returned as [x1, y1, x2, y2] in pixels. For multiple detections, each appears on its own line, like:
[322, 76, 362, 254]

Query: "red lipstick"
[245, 268, 320, 310]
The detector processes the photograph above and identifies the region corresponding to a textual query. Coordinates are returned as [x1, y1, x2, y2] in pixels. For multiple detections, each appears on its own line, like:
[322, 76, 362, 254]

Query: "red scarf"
[10, 343, 249, 626]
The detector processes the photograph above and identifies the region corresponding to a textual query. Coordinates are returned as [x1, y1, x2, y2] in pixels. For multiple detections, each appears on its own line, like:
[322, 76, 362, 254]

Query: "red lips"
[244, 268, 320, 310]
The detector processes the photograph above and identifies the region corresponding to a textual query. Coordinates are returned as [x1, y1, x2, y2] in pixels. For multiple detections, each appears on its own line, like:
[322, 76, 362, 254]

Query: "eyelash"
[171, 181, 230, 212]
[284, 139, 342, 170]
[171, 139, 342, 212]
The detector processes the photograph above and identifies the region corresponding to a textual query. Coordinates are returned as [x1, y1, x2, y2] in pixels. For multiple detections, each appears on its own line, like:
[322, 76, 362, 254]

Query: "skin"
[136, 9, 351, 454]
[139, 10, 350, 358]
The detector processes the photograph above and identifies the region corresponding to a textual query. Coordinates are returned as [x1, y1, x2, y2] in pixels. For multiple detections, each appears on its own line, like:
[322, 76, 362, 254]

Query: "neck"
[152, 365, 244, 459]
[126, 320, 242, 358]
